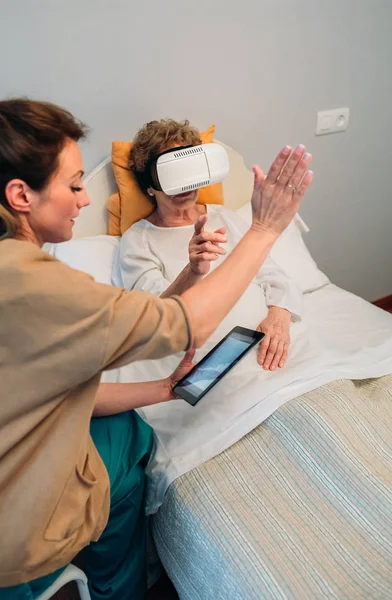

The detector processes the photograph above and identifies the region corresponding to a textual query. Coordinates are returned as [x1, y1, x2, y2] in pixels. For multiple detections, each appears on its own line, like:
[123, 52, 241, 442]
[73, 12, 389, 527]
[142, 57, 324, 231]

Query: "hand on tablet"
[166, 349, 196, 400]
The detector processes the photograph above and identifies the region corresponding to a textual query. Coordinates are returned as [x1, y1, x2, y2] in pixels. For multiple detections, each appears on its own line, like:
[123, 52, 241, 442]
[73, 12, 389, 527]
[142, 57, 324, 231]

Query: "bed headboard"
[75, 140, 254, 239]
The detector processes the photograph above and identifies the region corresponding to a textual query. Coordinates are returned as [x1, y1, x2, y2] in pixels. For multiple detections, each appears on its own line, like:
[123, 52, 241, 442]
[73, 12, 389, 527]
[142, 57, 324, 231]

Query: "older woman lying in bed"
[114, 119, 310, 371]
[110, 120, 392, 521]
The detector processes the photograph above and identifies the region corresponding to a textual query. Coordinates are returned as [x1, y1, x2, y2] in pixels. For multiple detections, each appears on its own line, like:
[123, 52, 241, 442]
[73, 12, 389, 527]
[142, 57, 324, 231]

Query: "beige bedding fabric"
[153, 375, 392, 600]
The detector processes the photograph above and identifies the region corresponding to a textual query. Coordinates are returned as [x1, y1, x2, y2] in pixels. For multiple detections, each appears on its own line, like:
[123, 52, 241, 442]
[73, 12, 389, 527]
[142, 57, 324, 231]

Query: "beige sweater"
[0, 240, 192, 586]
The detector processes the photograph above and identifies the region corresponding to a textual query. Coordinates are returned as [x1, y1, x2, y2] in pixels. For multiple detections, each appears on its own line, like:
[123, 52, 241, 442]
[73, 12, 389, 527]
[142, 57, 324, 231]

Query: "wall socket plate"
[316, 108, 350, 135]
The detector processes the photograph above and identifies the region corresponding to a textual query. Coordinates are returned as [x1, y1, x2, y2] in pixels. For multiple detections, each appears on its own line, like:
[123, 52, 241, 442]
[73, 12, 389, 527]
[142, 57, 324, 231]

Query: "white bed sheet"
[104, 283, 392, 514]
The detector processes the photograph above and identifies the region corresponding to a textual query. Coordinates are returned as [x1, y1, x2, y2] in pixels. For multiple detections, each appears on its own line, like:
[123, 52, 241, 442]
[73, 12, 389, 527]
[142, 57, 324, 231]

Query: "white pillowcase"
[44, 235, 120, 285]
[236, 203, 329, 293]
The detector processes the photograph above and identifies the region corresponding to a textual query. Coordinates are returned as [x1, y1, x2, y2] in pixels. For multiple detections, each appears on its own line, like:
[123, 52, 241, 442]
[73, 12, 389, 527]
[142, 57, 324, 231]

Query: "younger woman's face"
[28, 139, 90, 244]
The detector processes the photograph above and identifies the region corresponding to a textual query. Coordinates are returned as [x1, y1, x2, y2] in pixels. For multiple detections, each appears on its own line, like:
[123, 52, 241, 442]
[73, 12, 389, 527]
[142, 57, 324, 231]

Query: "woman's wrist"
[268, 306, 291, 321]
[94, 379, 177, 416]
[162, 376, 178, 401]
[249, 222, 280, 243]
[188, 261, 205, 279]
[161, 263, 203, 298]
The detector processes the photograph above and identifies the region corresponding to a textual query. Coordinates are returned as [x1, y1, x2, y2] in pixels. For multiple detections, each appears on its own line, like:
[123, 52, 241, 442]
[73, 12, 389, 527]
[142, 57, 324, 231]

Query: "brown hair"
[130, 119, 202, 195]
[0, 98, 88, 240]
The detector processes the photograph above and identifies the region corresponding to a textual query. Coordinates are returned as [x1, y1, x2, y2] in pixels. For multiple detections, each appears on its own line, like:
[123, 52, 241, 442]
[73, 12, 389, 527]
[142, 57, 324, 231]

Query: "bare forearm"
[94, 380, 172, 416]
[182, 227, 278, 346]
[161, 263, 203, 298]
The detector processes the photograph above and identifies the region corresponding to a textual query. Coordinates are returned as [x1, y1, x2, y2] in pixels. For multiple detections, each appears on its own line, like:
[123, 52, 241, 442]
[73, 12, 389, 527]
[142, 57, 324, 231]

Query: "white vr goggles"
[142, 143, 230, 196]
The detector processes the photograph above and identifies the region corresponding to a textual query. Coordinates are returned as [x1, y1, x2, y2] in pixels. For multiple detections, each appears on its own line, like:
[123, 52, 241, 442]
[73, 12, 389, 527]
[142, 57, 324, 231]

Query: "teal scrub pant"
[1, 411, 153, 600]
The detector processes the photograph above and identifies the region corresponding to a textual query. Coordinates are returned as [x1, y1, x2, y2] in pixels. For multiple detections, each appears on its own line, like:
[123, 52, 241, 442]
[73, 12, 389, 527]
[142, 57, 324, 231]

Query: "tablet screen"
[181, 335, 250, 395]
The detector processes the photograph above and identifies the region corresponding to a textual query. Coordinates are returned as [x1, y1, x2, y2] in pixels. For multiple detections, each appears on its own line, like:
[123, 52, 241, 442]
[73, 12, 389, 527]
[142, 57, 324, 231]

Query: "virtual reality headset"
[142, 143, 230, 196]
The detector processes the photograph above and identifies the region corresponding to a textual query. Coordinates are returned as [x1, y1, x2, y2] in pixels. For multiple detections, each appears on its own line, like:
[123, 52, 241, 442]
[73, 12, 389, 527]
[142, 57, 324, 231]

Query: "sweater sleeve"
[252, 255, 302, 321]
[113, 225, 170, 296]
[220, 207, 302, 320]
[9, 248, 192, 391]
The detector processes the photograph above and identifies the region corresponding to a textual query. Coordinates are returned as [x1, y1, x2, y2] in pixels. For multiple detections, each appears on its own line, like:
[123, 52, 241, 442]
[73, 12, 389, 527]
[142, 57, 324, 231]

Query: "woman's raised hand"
[251, 145, 313, 237]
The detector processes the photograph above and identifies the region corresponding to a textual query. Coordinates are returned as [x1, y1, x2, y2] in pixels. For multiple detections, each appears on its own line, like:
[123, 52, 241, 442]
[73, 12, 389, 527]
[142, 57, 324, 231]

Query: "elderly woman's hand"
[189, 214, 228, 276]
[256, 307, 291, 370]
[251, 145, 313, 237]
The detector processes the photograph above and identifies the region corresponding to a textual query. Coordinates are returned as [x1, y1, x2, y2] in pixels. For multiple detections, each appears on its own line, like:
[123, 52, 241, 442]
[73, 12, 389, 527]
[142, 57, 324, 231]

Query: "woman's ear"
[5, 179, 34, 214]
[147, 187, 155, 197]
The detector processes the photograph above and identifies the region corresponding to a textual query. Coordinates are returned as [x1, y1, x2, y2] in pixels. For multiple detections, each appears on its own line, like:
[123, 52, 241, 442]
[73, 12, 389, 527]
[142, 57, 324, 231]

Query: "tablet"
[173, 326, 264, 406]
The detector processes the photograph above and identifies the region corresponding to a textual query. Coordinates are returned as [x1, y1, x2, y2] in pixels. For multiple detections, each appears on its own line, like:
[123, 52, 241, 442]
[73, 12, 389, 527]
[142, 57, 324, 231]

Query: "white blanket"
[105, 280, 392, 514]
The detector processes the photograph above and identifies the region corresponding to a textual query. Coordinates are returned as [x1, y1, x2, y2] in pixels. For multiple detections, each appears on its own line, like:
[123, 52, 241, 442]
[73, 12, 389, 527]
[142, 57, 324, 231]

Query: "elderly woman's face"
[150, 188, 199, 210]
[147, 142, 200, 210]
[28, 139, 90, 244]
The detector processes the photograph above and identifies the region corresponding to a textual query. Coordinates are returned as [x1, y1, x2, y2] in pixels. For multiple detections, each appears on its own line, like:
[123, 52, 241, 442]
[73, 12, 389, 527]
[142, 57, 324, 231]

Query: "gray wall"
[1, 0, 391, 301]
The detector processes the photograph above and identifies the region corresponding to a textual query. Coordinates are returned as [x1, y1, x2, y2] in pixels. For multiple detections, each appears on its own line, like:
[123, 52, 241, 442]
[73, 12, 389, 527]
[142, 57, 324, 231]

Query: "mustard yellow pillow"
[109, 125, 224, 235]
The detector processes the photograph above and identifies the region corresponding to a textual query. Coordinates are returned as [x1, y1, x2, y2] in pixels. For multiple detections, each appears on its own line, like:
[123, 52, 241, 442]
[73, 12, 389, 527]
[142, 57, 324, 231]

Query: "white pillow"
[44, 235, 120, 285]
[43, 207, 327, 293]
[236, 203, 329, 293]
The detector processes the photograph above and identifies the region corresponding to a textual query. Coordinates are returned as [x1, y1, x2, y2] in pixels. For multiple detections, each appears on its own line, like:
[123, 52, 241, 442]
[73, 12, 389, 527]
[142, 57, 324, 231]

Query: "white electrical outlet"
[316, 108, 350, 135]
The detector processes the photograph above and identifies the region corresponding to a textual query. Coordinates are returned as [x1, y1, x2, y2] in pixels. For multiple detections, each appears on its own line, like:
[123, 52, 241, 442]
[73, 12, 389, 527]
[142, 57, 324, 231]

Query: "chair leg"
[75, 577, 91, 600]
